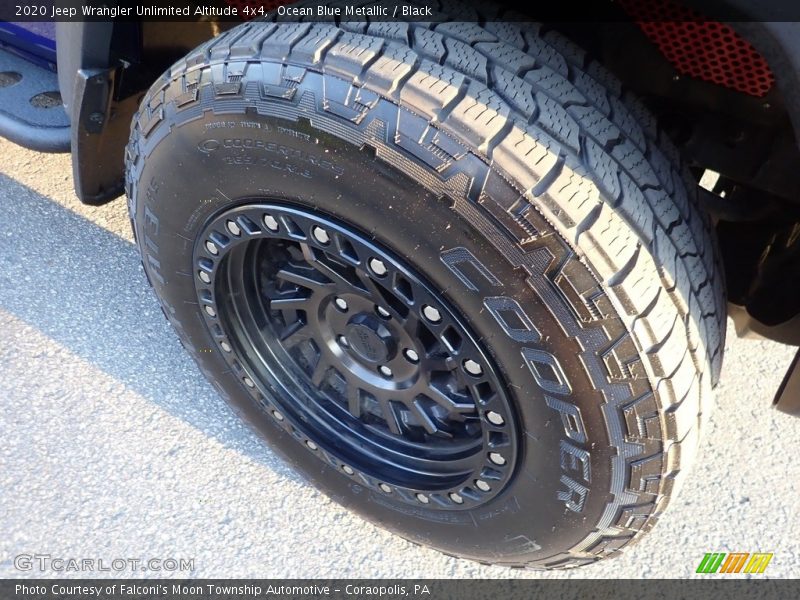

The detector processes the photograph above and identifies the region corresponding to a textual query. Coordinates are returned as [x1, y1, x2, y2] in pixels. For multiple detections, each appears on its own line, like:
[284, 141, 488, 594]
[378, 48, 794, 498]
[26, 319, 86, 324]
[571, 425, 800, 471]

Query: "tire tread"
[126, 4, 725, 569]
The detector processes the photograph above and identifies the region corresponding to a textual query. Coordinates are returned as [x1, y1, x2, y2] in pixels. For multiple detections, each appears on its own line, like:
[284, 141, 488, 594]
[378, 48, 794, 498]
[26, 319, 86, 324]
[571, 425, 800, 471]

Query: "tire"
[126, 6, 725, 569]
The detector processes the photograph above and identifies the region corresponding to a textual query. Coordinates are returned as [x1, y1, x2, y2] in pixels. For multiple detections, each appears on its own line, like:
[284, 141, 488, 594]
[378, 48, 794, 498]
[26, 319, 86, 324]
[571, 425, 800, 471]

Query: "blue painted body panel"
[0, 18, 57, 70]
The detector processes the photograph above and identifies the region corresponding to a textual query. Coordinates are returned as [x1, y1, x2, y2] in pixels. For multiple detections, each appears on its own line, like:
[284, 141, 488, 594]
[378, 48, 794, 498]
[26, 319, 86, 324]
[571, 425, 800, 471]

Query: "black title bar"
[4, 0, 800, 23]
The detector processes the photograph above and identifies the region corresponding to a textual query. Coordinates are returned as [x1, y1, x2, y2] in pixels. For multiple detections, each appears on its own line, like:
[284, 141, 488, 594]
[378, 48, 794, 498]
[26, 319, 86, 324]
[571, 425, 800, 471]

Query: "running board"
[773, 348, 800, 416]
[0, 46, 69, 152]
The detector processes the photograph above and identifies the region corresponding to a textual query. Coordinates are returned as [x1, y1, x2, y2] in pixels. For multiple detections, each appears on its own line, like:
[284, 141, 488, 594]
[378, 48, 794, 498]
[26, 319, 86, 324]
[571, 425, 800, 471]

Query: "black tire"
[126, 6, 725, 569]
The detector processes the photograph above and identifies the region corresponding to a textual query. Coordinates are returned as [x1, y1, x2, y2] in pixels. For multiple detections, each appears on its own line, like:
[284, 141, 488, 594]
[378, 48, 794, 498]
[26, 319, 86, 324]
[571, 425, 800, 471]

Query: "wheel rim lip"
[193, 201, 520, 509]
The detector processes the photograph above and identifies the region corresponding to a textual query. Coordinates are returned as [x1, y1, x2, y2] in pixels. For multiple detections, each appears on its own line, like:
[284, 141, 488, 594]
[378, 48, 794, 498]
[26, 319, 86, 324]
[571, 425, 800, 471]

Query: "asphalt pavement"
[1, 138, 798, 578]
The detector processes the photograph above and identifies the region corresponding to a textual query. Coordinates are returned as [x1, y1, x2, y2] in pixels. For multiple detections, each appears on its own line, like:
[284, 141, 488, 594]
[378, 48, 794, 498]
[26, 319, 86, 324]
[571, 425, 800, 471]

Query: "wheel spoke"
[269, 295, 310, 311]
[421, 354, 455, 373]
[346, 383, 363, 418]
[355, 268, 388, 303]
[300, 243, 361, 291]
[310, 354, 331, 387]
[377, 398, 403, 435]
[410, 398, 439, 435]
[279, 319, 310, 347]
[276, 266, 330, 291]
[424, 385, 475, 415]
[468, 382, 495, 405]
[451, 364, 475, 391]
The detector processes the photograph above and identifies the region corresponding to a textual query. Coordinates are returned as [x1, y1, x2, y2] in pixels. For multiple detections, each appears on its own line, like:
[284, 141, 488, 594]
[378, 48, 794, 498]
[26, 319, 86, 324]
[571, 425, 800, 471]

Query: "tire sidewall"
[132, 107, 615, 563]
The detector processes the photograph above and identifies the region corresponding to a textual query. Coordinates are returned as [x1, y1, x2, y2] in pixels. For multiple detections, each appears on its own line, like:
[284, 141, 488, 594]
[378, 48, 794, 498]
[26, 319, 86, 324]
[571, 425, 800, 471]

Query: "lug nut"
[305, 440, 318, 451]
[404, 349, 419, 363]
[272, 410, 284, 421]
[475, 479, 491, 492]
[312, 226, 330, 245]
[204, 306, 217, 317]
[379, 483, 392, 493]
[379, 365, 393, 378]
[198, 270, 211, 284]
[263, 214, 279, 232]
[486, 411, 504, 426]
[205, 241, 218, 255]
[415, 493, 429, 504]
[220, 342, 231, 353]
[243, 377, 255, 388]
[342, 465, 354, 475]
[422, 305, 441, 323]
[489, 452, 506, 466]
[463, 359, 483, 377]
[334, 297, 348, 311]
[376, 306, 391, 319]
[449, 492, 464, 504]
[226, 220, 241, 236]
[338, 335, 349, 348]
[369, 258, 388, 276]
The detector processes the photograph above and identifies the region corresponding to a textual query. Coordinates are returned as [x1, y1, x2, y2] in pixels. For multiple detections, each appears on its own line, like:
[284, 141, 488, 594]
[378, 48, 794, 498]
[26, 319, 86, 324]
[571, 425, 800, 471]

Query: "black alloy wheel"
[195, 203, 519, 509]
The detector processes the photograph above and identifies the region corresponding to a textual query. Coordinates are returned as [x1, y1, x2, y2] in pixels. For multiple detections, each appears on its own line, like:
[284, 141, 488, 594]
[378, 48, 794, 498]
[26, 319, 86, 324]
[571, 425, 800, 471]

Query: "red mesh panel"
[619, 0, 774, 97]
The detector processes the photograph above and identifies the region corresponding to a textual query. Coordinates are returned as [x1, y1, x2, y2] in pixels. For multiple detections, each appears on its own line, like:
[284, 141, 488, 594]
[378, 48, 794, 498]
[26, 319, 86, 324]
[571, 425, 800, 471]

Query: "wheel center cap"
[344, 313, 396, 364]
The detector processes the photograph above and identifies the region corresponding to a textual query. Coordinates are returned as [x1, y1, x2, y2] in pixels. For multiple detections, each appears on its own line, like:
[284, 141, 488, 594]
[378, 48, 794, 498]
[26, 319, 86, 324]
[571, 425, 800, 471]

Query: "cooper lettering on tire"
[126, 2, 724, 569]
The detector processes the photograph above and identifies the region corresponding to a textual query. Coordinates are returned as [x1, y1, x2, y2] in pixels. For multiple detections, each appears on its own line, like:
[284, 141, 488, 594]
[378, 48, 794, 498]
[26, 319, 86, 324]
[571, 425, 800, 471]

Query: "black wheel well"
[548, 16, 800, 335]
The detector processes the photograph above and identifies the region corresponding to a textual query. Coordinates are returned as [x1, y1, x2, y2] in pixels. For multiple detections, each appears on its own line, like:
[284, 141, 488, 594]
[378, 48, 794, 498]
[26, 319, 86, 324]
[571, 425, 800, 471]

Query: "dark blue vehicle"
[2, 0, 800, 569]
[0, 21, 63, 149]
